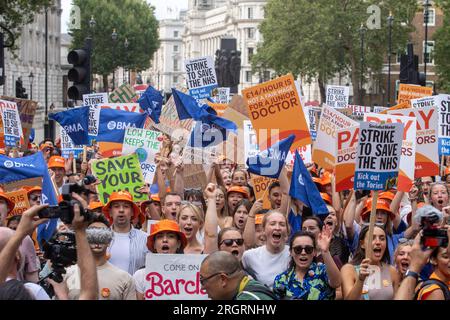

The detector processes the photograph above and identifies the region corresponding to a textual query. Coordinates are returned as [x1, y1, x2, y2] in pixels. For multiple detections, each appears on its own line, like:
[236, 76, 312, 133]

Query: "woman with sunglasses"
[273, 229, 341, 300]
[341, 225, 400, 300]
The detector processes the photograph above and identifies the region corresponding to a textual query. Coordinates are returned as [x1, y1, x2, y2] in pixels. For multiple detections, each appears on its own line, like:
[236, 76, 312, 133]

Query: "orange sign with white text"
[397, 84, 433, 107]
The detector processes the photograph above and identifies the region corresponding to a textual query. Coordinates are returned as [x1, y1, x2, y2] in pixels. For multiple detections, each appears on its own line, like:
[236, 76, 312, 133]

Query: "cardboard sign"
[325, 85, 350, 108]
[354, 122, 403, 190]
[242, 74, 311, 150]
[2, 177, 42, 192]
[312, 105, 358, 170]
[1, 96, 37, 150]
[122, 128, 162, 184]
[0, 99, 23, 147]
[60, 126, 83, 159]
[215, 87, 230, 104]
[411, 96, 436, 109]
[348, 105, 372, 121]
[91, 153, 147, 204]
[182, 164, 208, 190]
[251, 174, 276, 209]
[364, 113, 416, 192]
[5, 189, 30, 217]
[388, 106, 438, 178]
[143, 254, 208, 300]
[436, 94, 450, 156]
[286, 145, 312, 166]
[397, 84, 433, 107]
[336, 125, 359, 192]
[83, 93, 109, 107]
[109, 83, 138, 103]
[228, 95, 249, 117]
[184, 56, 218, 100]
[373, 106, 388, 113]
[243, 120, 259, 160]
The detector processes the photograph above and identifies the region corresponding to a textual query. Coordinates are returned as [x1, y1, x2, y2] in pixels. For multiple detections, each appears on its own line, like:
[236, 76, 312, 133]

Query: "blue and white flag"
[246, 134, 295, 178]
[48, 106, 89, 145]
[289, 150, 329, 215]
[138, 86, 163, 124]
[96, 108, 147, 143]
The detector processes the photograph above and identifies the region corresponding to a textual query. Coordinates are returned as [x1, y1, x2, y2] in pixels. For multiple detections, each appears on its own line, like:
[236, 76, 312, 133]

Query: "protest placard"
[397, 84, 433, 106]
[354, 122, 403, 190]
[122, 128, 162, 184]
[242, 74, 311, 151]
[5, 189, 30, 217]
[285, 145, 312, 166]
[244, 120, 259, 160]
[83, 93, 108, 107]
[411, 96, 436, 109]
[206, 101, 227, 116]
[312, 105, 358, 170]
[437, 94, 450, 155]
[388, 106, 438, 178]
[60, 126, 83, 159]
[143, 253, 208, 300]
[184, 56, 218, 100]
[109, 83, 138, 103]
[216, 87, 230, 104]
[0, 99, 23, 148]
[182, 164, 208, 190]
[364, 113, 416, 192]
[1, 96, 37, 150]
[251, 174, 276, 209]
[91, 153, 147, 204]
[347, 105, 372, 121]
[335, 125, 359, 192]
[325, 85, 350, 108]
[380, 102, 410, 114]
[306, 107, 319, 140]
[228, 95, 249, 117]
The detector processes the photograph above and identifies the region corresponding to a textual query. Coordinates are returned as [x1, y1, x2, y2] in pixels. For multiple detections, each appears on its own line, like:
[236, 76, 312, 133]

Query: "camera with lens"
[416, 205, 449, 248]
[41, 232, 77, 283]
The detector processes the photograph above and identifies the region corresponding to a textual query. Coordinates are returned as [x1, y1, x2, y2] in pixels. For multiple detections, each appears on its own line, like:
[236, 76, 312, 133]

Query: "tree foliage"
[70, 0, 159, 86]
[434, 0, 450, 92]
[253, 0, 418, 103]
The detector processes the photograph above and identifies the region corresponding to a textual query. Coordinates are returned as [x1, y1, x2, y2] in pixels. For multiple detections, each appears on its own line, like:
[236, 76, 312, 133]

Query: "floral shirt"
[273, 262, 335, 300]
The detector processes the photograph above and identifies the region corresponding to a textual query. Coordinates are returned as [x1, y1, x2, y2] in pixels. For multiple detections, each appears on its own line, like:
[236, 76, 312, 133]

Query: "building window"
[424, 8, 435, 26]
[247, 28, 255, 39]
[174, 31, 179, 38]
[173, 75, 178, 83]
[423, 41, 434, 64]
[173, 58, 179, 71]
[248, 47, 254, 64]
[248, 7, 254, 19]
[173, 45, 178, 52]
[245, 71, 252, 82]
[263, 70, 271, 82]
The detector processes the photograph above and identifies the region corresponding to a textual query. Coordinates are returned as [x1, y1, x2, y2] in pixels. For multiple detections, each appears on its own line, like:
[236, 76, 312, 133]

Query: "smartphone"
[38, 206, 62, 219]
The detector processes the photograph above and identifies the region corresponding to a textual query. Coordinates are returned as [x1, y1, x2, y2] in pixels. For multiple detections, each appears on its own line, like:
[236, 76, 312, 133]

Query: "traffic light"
[399, 43, 426, 86]
[67, 38, 92, 100]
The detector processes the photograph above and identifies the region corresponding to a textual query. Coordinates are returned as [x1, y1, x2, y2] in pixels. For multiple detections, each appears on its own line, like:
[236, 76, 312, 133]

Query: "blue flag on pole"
[171, 88, 205, 120]
[138, 86, 163, 124]
[96, 108, 147, 143]
[246, 134, 295, 178]
[289, 150, 329, 215]
[48, 106, 89, 145]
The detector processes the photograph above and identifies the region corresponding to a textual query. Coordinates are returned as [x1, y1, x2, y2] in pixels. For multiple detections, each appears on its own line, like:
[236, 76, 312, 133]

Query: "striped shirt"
[108, 226, 149, 275]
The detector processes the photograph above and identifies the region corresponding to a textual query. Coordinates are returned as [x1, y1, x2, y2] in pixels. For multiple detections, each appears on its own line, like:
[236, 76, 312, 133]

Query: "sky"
[60, 0, 188, 33]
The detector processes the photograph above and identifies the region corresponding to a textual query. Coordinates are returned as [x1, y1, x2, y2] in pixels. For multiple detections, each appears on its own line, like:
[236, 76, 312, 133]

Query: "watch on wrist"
[405, 269, 419, 280]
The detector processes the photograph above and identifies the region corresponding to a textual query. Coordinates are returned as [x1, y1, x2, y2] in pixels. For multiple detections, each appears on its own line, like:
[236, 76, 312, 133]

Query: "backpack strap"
[414, 278, 450, 300]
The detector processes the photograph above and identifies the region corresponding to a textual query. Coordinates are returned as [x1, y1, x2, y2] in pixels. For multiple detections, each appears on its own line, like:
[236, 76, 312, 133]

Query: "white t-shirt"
[133, 268, 146, 295]
[241, 245, 290, 288]
[5, 277, 50, 300]
[109, 232, 131, 273]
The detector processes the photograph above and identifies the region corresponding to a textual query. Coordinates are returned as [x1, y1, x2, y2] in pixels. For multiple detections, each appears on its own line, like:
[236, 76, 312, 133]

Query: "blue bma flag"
[96, 108, 147, 143]
[138, 86, 163, 124]
[48, 106, 89, 145]
[289, 150, 329, 215]
[246, 134, 295, 178]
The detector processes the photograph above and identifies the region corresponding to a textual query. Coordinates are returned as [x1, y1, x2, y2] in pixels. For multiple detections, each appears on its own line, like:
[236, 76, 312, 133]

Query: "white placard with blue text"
[184, 56, 218, 100]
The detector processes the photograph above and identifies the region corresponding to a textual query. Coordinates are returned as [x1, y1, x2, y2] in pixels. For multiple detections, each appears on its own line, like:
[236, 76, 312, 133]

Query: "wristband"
[405, 269, 419, 281]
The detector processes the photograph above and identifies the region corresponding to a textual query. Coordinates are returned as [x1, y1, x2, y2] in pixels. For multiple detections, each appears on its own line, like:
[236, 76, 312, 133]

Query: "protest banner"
[109, 83, 138, 103]
[242, 74, 311, 150]
[1, 96, 37, 150]
[182, 164, 208, 190]
[60, 126, 83, 159]
[354, 122, 403, 191]
[228, 95, 249, 117]
[144, 253, 208, 300]
[122, 128, 162, 184]
[184, 56, 218, 100]
[347, 105, 372, 121]
[0, 99, 23, 148]
[437, 94, 450, 155]
[83, 93, 108, 107]
[91, 153, 147, 204]
[5, 189, 30, 217]
[411, 96, 436, 109]
[397, 84, 433, 106]
[306, 107, 319, 140]
[388, 106, 438, 178]
[244, 120, 259, 160]
[336, 125, 359, 192]
[312, 105, 358, 170]
[373, 106, 388, 113]
[215, 87, 230, 104]
[251, 174, 276, 209]
[285, 145, 312, 166]
[325, 85, 350, 108]
[364, 113, 416, 192]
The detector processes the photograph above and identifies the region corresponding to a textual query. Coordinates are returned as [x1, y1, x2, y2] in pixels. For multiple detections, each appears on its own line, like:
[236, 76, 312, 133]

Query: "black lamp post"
[111, 28, 117, 90]
[28, 72, 34, 100]
[89, 15, 96, 92]
[359, 24, 366, 105]
[124, 38, 129, 83]
[423, 0, 430, 81]
[387, 12, 394, 107]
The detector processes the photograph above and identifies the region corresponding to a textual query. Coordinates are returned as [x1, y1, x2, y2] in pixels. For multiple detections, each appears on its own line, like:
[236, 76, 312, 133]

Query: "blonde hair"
[262, 210, 290, 235]
[176, 203, 205, 226]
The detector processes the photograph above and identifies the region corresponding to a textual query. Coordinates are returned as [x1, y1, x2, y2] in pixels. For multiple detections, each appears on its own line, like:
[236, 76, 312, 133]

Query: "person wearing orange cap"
[132, 219, 187, 300]
[0, 191, 15, 227]
[88, 201, 104, 215]
[23, 186, 42, 207]
[103, 191, 148, 275]
[226, 185, 249, 213]
[48, 156, 66, 189]
[137, 194, 161, 233]
[39, 141, 54, 161]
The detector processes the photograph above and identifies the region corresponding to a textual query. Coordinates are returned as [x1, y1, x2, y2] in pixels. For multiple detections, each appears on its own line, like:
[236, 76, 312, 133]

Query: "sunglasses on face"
[220, 238, 244, 246]
[292, 245, 314, 255]
[29, 195, 41, 202]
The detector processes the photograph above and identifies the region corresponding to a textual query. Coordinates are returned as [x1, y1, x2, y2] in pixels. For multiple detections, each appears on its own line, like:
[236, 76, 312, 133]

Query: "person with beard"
[133, 219, 187, 300]
[341, 225, 400, 300]
[60, 217, 136, 300]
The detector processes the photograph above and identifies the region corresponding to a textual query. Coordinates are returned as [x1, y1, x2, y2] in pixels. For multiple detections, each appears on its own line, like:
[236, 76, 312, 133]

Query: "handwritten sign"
[109, 83, 138, 103]
[325, 85, 350, 108]
[184, 56, 218, 100]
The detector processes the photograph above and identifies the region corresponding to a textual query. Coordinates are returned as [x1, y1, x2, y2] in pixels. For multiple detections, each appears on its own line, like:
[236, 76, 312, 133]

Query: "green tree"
[0, 0, 52, 52]
[70, 0, 159, 90]
[253, 0, 418, 104]
[434, 0, 450, 92]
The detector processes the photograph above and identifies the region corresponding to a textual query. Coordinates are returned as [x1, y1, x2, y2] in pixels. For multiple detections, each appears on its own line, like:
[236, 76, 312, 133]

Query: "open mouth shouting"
[400, 260, 410, 273]
[271, 232, 282, 244]
[160, 244, 171, 253]
[231, 249, 240, 256]
[183, 226, 193, 236]
[373, 247, 383, 258]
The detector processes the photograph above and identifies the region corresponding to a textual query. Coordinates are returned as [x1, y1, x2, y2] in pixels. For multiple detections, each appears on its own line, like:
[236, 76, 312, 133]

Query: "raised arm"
[390, 191, 405, 229]
[343, 193, 357, 240]
[203, 183, 219, 254]
[279, 166, 291, 215]
[173, 159, 185, 197]
[243, 199, 263, 248]
[331, 173, 342, 213]
[341, 258, 370, 300]
[317, 226, 341, 288]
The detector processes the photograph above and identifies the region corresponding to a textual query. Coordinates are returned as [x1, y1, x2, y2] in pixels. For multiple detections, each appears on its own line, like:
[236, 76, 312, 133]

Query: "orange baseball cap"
[378, 190, 396, 203]
[227, 185, 249, 198]
[48, 156, 65, 169]
[102, 191, 141, 223]
[140, 194, 161, 213]
[312, 177, 322, 189]
[88, 201, 104, 211]
[255, 213, 264, 225]
[147, 219, 187, 252]
[40, 141, 54, 151]
[22, 186, 42, 195]
[321, 192, 332, 205]
[361, 198, 395, 220]
[0, 192, 15, 214]
[0, 149, 5, 155]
